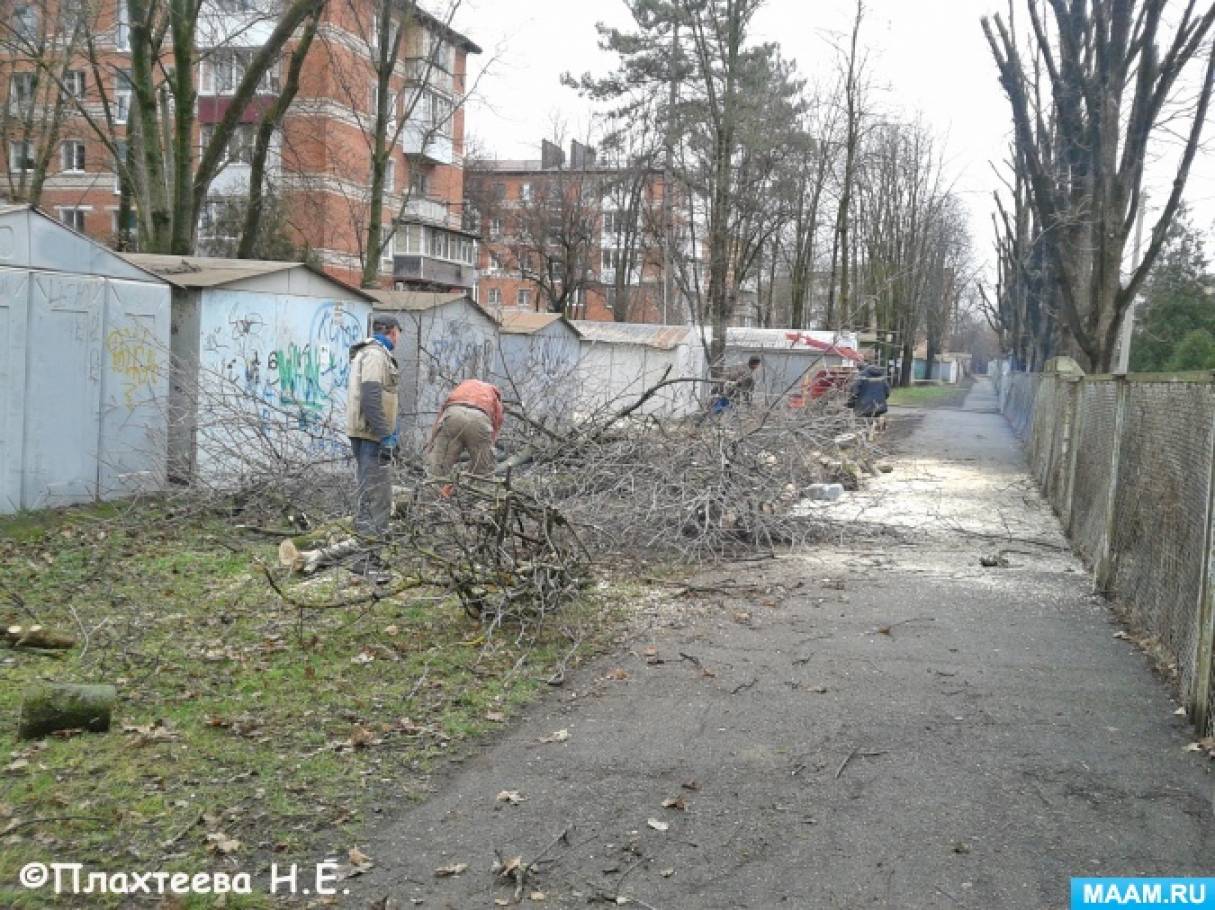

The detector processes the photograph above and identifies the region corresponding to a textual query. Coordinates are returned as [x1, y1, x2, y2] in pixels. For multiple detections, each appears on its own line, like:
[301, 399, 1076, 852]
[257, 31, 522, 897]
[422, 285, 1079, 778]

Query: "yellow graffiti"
[106, 328, 161, 407]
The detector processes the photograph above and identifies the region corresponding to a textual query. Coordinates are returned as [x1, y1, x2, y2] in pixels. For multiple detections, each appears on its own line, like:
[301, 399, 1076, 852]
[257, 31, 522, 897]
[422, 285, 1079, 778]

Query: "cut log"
[18, 683, 116, 740]
[4, 624, 76, 650]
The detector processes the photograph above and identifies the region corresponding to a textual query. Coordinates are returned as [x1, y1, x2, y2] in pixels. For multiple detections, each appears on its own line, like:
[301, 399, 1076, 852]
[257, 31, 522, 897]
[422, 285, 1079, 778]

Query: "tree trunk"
[18, 683, 116, 740]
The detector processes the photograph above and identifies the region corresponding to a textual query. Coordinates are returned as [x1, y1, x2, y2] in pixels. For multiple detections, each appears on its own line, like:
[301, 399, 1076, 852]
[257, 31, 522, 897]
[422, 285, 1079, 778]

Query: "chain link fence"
[994, 363, 1215, 736]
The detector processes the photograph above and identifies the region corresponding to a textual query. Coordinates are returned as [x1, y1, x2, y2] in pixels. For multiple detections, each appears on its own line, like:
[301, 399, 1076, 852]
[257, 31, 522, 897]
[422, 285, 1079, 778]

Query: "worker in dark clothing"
[708, 355, 762, 416]
[848, 361, 891, 418]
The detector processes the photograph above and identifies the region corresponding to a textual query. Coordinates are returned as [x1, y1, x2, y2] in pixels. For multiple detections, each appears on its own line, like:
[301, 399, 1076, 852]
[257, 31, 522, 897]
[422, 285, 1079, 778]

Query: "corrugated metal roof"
[120, 254, 373, 299]
[714, 326, 861, 351]
[571, 321, 691, 350]
[498, 311, 581, 336]
[364, 289, 474, 312]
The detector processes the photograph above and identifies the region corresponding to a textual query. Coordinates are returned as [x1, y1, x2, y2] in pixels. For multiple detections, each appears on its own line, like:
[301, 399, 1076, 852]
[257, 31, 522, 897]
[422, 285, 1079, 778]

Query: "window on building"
[603, 210, 620, 236]
[9, 72, 34, 113]
[115, 0, 129, 49]
[488, 252, 501, 274]
[402, 223, 423, 253]
[8, 140, 34, 172]
[370, 85, 397, 129]
[602, 248, 621, 271]
[380, 228, 395, 270]
[63, 70, 86, 100]
[489, 217, 502, 239]
[201, 123, 255, 165]
[213, 0, 255, 12]
[61, 139, 86, 172]
[114, 69, 132, 123]
[57, 207, 87, 232]
[12, 3, 38, 40]
[428, 229, 448, 259]
[384, 156, 396, 191]
[200, 48, 277, 96]
[519, 182, 532, 202]
[491, 181, 506, 201]
[112, 140, 128, 193]
[487, 287, 501, 307]
[515, 288, 531, 309]
[409, 169, 428, 198]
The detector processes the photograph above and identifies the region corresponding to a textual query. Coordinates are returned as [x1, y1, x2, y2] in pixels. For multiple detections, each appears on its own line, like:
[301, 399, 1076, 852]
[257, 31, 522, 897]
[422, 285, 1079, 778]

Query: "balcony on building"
[402, 122, 453, 165]
[392, 221, 477, 290]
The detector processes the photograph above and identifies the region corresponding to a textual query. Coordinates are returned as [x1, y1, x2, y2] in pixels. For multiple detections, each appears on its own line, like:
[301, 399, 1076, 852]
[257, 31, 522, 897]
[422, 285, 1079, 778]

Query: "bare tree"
[983, 0, 1215, 372]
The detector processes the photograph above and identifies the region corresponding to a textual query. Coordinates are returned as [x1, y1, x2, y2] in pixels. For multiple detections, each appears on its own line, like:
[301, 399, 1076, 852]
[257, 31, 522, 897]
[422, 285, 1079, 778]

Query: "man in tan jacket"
[347, 315, 401, 557]
[425, 379, 504, 485]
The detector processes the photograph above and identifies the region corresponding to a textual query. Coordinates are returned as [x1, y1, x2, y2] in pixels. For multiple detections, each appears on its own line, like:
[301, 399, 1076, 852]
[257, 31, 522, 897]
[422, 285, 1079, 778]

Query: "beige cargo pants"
[425, 404, 496, 478]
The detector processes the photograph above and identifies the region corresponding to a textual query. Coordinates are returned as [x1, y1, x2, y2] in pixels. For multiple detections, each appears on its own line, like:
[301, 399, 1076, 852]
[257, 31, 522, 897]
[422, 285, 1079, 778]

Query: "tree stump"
[18, 683, 116, 740]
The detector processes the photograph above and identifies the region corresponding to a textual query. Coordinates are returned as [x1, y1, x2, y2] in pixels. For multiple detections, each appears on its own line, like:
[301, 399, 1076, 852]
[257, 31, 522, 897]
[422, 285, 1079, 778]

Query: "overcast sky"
[449, 0, 1215, 270]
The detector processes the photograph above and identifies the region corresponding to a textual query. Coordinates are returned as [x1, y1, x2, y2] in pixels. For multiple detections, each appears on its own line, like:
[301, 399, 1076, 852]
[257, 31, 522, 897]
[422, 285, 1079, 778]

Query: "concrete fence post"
[1191, 398, 1215, 734]
[1061, 376, 1084, 536]
[1094, 375, 1129, 595]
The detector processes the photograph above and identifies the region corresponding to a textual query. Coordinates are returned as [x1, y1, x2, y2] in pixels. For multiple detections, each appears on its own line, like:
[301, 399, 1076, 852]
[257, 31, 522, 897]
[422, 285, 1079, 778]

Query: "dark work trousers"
[350, 437, 391, 541]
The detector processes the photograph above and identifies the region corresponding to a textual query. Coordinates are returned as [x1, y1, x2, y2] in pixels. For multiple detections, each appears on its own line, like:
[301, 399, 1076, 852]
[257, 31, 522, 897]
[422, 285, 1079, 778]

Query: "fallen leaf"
[733, 611, 752, 624]
[349, 726, 377, 749]
[681, 779, 700, 791]
[539, 729, 570, 743]
[1172, 707, 1187, 716]
[495, 855, 523, 879]
[661, 797, 686, 811]
[646, 818, 669, 832]
[433, 862, 468, 877]
[659, 868, 675, 878]
[1184, 742, 1204, 752]
[605, 668, 629, 681]
[205, 832, 241, 854]
[486, 711, 506, 723]
[496, 790, 527, 804]
[351, 651, 375, 665]
[383, 625, 400, 636]
[1113, 631, 1131, 640]
[495, 900, 510, 907]
[529, 892, 546, 901]
[642, 645, 658, 658]
[348, 847, 372, 867]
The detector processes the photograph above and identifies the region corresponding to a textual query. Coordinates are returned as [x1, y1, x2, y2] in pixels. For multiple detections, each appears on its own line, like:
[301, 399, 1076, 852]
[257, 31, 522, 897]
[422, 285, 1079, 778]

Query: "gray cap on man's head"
[371, 314, 401, 332]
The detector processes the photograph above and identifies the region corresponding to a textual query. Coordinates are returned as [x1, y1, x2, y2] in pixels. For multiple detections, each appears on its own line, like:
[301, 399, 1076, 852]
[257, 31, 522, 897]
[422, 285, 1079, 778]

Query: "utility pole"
[1115, 193, 1147, 374]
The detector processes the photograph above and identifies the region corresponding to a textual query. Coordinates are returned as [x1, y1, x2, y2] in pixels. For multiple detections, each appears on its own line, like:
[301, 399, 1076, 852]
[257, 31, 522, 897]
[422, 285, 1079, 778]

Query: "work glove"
[378, 433, 399, 466]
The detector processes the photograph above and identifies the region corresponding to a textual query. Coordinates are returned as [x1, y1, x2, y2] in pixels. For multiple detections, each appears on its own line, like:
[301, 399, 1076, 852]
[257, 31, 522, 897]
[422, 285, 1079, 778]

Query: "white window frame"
[56, 206, 90, 232]
[12, 3, 38, 40]
[115, 0, 129, 50]
[380, 228, 395, 271]
[9, 72, 34, 113]
[384, 156, 396, 192]
[487, 287, 501, 307]
[489, 217, 502, 239]
[114, 70, 132, 124]
[64, 70, 86, 100]
[519, 182, 532, 202]
[515, 288, 531, 309]
[61, 139, 86, 172]
[8, 140, 35, 172]
[488, 252, 501, 274]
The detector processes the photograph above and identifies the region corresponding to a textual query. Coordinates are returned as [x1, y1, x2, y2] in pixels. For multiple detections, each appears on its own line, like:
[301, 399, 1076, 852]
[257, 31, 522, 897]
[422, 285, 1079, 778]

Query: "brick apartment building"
[465, 139, 685, 324]
[1, 0, 479, 291]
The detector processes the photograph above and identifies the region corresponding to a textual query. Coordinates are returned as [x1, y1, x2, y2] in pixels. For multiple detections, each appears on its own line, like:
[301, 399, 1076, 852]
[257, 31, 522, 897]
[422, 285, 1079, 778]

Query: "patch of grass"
[889, 380, 973, 409]
[0, 501, 628, 908]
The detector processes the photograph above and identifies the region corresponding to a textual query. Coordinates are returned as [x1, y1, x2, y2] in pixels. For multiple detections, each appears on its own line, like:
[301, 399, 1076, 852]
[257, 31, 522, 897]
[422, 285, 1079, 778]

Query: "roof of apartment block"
[571, 321, 692, 350]
[413, 6, 481, 54]
[497, 311, 581, 336]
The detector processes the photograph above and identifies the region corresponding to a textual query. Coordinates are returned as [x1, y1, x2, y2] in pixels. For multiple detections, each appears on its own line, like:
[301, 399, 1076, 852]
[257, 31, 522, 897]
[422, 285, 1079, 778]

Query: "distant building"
[465, 140, 686, 324]
[0, 1, 479, 292]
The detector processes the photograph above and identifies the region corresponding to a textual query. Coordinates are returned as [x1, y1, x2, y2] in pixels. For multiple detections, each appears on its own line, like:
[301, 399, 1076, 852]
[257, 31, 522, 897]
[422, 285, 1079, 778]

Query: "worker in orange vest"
[425, 379, 505, 487]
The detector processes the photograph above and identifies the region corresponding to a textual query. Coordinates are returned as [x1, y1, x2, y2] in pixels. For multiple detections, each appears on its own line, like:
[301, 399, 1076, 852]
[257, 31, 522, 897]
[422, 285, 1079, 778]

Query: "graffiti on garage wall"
[199, 293, 366, 451]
